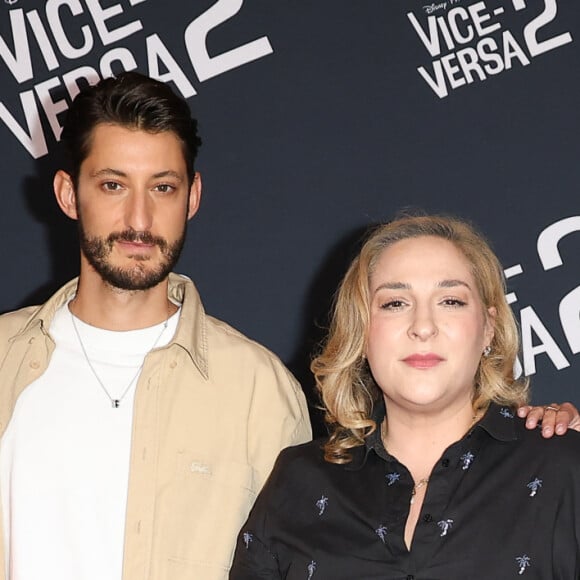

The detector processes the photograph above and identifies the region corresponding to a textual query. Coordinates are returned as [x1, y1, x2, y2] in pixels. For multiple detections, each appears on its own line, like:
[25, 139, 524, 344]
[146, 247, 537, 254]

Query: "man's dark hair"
[60, 71, 202, 186]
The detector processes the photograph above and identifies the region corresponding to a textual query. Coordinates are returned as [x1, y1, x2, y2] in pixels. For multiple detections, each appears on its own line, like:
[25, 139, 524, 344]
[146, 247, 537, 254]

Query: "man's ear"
[53, 170, 78, 220]
[187, 172, 202, 220]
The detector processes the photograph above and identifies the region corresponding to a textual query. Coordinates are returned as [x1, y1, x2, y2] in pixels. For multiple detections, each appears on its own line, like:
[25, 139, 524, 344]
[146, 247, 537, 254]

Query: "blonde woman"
[230, 215, 580, 579]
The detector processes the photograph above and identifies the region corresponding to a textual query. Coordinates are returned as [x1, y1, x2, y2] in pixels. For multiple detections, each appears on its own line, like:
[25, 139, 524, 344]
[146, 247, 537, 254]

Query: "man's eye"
[154, 184, 175, 194]
[103, 181, 122, 191]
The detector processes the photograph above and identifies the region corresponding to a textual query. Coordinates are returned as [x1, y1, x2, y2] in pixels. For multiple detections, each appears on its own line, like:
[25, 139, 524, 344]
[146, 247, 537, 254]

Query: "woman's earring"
[483, 345, 492, 357]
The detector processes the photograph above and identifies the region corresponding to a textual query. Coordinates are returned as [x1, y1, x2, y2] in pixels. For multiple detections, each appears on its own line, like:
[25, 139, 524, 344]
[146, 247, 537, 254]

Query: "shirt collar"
[166, 272, 209, 379]
[345, 400, 385, 471]
[13, 277, 80, 340]
[13, 272, 210, 381]
[345, 399, 518, 471]
[476, 402, 519, 442]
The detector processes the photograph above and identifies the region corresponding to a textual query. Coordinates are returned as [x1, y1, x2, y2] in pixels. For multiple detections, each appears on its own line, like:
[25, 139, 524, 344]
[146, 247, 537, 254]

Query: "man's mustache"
[107, 230, 168, 250]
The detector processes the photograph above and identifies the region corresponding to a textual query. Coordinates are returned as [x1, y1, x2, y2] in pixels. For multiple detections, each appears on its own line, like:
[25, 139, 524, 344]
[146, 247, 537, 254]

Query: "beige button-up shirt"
[0, 273, 312, 579]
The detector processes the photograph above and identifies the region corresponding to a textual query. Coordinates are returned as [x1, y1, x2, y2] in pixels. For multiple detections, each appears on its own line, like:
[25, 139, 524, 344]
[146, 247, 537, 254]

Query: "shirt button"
[423, 513, 433, 523]
[169, 360, 177, 368]
[442, 458, 450, 467]
[29, 360, 39, 369]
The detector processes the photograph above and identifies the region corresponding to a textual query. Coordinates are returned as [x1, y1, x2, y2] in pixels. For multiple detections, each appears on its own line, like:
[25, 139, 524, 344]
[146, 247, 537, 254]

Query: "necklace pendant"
[112, 399, 120, 408]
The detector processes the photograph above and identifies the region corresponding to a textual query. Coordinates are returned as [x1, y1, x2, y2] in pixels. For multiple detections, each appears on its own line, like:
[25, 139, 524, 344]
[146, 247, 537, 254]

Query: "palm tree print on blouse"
[460, 451, 475, 470]
[437, 519, 454, 537]
[375, 525, 388, 543]
[527, 478, 543, 497]
[315, 495, 328, 515]
[515, 554, 531, 575]
[242, 531, 253, 549]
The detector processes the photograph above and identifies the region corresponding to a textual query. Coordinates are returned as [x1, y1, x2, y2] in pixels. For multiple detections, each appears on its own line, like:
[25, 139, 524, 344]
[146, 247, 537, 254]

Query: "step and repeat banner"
[1, 0, 578, 432]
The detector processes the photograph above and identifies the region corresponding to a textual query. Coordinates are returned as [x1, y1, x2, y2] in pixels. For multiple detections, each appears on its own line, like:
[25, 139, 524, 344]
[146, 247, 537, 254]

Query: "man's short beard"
[79, 225, 186, 291]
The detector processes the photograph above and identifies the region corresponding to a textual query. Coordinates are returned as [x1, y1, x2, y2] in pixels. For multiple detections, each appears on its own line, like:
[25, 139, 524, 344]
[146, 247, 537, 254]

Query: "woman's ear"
[485, 306, 497, 348]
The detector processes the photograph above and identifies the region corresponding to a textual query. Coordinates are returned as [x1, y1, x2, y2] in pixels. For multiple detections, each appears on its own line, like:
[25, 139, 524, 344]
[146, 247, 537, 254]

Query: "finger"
[519, 405, 545, 430]
[553, 402, 580, 435]
[539, 403, 560, 438]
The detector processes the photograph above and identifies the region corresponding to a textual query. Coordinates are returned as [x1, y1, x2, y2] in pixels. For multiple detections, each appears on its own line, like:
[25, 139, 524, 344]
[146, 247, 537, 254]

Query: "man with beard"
[0, 72, 311, 580]
[0, 73, 575, 580]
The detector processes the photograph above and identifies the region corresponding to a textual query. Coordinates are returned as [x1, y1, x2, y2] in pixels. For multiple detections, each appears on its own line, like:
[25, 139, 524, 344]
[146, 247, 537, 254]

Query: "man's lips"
[117, 240, 156, 250]
[402, 353, 445, 369]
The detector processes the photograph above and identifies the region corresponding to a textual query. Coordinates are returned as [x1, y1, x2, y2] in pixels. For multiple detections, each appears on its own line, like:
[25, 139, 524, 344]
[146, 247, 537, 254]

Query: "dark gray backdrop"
[1, 0, 578, 433]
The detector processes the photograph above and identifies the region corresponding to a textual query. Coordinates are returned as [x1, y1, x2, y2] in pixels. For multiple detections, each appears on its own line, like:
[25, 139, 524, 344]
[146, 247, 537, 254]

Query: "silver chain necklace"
[70, 309, 170, 409]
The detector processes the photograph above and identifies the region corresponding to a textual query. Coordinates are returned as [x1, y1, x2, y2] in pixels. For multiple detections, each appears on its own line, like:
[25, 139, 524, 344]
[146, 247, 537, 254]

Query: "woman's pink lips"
[402, 354, 444, 369]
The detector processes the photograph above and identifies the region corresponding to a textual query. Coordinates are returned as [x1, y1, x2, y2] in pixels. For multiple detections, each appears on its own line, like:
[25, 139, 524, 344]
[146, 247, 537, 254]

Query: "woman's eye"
[441, 298, 467, 307]
[380, 300, 406, 310]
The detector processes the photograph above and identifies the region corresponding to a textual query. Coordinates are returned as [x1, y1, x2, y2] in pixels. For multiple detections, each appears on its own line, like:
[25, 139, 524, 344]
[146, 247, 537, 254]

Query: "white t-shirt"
[0, 303, 179, 580]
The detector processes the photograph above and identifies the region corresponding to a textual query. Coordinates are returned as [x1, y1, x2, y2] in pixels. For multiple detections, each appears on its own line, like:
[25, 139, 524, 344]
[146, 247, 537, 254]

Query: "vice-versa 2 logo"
[408, 0, 573, 98]
[0, 0, 273, 159]
[505, 216, 580, 379]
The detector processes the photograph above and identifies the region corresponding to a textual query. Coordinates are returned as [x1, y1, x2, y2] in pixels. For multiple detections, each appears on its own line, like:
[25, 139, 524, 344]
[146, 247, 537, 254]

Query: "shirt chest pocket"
[153, 452, 258, 576]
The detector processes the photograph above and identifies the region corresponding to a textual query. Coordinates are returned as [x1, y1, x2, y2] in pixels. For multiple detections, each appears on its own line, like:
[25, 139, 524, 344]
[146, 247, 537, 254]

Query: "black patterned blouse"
[230, 403, 580, 579]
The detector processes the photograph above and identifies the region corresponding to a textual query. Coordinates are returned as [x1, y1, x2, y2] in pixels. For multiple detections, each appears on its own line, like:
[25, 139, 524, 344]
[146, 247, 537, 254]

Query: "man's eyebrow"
[152, 170, 184, 182]
[88, 169, 184, 182]
[90, 168, 126, 178]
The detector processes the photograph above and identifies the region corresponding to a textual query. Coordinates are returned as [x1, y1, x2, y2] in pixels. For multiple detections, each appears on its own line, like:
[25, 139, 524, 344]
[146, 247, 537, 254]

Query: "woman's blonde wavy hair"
[311, 214, 528, 464]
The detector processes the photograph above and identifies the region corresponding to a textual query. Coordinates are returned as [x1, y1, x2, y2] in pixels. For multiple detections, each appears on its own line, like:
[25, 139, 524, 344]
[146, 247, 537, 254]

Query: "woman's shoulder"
[514, 416, 580, 460]
[275, 437, 329, 469]
[266, 437, 352, 487]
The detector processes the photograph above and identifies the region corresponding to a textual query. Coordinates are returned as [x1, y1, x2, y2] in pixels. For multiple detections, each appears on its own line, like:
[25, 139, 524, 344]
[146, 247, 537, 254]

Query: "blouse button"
[423, 513, 433, 523]
[29, 360, 40, 369]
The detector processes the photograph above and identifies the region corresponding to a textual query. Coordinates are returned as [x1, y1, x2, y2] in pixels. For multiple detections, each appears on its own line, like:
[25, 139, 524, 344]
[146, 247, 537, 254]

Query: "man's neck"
[70, 271, 176, 331]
